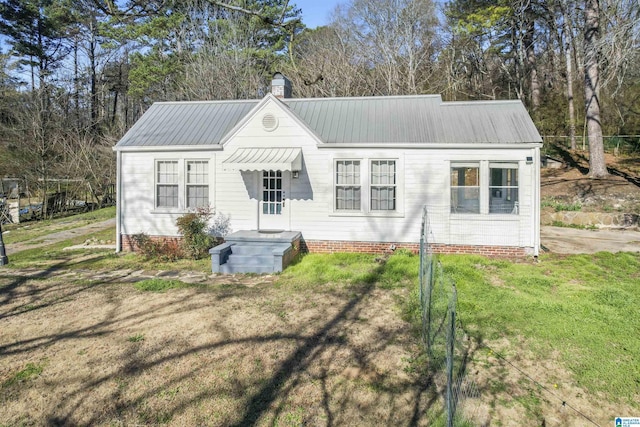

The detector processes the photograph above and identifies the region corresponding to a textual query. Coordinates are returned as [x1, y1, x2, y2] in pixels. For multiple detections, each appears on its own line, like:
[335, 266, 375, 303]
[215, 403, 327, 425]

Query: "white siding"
[120, 97, 539, 250]
[120, 151, 216, 237]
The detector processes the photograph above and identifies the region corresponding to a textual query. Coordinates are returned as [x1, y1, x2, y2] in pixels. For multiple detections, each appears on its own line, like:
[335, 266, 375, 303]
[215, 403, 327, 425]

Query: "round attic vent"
[262, 113, 278, 132]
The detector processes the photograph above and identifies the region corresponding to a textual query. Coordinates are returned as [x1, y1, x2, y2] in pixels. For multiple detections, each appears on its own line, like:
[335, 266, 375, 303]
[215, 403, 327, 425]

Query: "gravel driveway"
[541, 226, 640, 254]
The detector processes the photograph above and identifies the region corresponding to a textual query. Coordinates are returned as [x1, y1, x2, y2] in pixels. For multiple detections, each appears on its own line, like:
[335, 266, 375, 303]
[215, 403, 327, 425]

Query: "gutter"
[115, 149, 122, 253]
[113, 145, 224, 153]
[316, 142, 544, 149]
[533, 146, 541, 257]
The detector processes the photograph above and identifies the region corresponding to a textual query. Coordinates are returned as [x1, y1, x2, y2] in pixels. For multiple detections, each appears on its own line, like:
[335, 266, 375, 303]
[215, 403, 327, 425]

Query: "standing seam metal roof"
[115, 95, 542, 148]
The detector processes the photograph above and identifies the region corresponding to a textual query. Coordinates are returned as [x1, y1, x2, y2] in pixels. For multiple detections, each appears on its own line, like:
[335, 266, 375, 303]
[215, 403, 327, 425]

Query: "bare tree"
[556, 0, 578, 150]
[334, 0, 439, 96]
[584, 0, 607, 177]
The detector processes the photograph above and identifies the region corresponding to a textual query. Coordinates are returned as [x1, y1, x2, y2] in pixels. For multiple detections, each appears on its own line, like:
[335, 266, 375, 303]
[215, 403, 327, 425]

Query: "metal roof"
[115, 95, 541, 148]
[116, 100, 257, 147]
[222, 147, 302, 171]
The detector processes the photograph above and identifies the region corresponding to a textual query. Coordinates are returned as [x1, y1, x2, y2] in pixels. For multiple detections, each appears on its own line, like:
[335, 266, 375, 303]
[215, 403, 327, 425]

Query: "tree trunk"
[584, 0, 608, 177]
[89, 18, 98, 134]
[562, 3, 577, 150]
[525, 16, 540, 110]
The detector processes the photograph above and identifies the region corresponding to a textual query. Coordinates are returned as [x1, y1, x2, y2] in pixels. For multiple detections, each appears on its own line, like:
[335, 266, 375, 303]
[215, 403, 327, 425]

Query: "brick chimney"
[271, 72, 292, 99]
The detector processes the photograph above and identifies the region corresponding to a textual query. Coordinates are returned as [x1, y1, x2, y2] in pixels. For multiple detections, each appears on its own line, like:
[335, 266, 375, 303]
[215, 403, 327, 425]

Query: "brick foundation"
[122, 234, 182, 252]
[301, 239, 530, 258]
[122, 234, 530, 258]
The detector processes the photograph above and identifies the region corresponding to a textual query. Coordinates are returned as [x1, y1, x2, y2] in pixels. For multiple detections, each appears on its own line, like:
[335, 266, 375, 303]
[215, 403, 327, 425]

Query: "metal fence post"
[0, 221, 8, 266]
[446, 285, 457, 427]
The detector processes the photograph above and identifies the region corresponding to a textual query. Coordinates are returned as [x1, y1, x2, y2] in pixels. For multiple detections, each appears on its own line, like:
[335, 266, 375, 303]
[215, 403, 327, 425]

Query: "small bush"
[130, 233, 183, 261]
[176, 206, 230, 260]
[176, 208, 215, 260]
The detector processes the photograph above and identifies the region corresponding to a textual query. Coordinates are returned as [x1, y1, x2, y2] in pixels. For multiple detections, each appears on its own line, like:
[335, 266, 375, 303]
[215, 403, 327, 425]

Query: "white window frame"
[450, 161, 520, 216]
[153, 158, 211, 212]
[186, 160, 210, 209]
[450, 163, 480, 214]
[370, 159, 397, 212]
[334, 159, 362, 212]
[332, 156, 403, 216]
[155, 160, 180, 209]
[489, 163, 519, 215]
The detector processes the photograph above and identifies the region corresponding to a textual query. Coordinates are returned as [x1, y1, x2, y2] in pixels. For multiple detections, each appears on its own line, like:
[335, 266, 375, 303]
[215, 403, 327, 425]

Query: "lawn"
[0, 219, 638, 425]
[2, 206, 116, 245]
[0, 253, 427, 426]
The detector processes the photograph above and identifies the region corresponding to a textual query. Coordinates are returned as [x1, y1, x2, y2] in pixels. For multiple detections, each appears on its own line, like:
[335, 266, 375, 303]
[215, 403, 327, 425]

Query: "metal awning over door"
[222, 147, 302, 171]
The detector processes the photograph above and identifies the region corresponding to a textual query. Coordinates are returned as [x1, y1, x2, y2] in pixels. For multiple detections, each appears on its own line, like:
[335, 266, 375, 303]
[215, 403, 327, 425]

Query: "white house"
[114, 74, 542, 271]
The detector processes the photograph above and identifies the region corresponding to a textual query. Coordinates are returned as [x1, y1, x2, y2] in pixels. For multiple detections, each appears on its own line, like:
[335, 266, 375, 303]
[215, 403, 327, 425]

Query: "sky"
[294, 0, 344, 29]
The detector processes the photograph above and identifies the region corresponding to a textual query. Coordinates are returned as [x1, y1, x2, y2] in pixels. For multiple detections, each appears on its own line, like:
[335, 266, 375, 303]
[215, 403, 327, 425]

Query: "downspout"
[115, 149, 122, 252]
[533, 146, 541, 257]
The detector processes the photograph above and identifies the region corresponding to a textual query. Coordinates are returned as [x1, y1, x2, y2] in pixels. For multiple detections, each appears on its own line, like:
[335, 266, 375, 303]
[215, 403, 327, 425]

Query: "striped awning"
[222, 147, 302, 171]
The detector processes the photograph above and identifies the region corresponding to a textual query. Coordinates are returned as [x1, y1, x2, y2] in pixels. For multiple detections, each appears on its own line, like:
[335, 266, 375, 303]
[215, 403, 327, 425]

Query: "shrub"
[130, 233, 183, 261]
[176, 207, 215, 260]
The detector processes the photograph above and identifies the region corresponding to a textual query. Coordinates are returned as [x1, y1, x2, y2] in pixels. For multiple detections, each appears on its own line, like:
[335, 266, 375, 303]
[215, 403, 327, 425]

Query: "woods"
[1, 0, 638, 209]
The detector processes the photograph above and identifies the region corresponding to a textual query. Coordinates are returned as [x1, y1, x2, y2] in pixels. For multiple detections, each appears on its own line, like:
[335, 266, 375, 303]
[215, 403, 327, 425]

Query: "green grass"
[127, 333, 145, 342]
[2, 206, 115, 245]
[276, 252, 381, 291]
[134, 278, 193, 292]
[280, 251, 640, 408]
[550, 220, 598, 230]
[541, 198, 582, 212]
[5, 226, 209, 273]
[2, 363, 44, 388]
[276, 249, 417, 291]
[440, 252, 640, 406]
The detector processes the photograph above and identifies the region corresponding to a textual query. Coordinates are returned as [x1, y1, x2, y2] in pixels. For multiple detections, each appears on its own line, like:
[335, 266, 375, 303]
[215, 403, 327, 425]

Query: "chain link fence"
[417, 206, 604, 426]
[419, 206, 481, 426]
[542, 135, 640, 157]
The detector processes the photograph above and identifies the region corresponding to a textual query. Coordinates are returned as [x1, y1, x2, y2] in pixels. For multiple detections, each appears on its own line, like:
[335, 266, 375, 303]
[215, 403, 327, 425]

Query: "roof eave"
[316, 142, 543, 149]
[113, 144, 224, 152]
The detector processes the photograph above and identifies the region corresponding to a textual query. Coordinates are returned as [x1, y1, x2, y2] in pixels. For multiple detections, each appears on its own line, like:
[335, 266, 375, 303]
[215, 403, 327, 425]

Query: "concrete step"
[227, 254, 273, 267]
[220, 263, 276, 274]
[210, 234, 299, 274]
[229, 244, 285, 256]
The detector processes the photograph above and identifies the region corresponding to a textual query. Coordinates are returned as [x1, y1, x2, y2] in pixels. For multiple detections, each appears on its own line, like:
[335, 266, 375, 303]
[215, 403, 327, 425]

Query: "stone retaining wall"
[541, 212, 639, 228]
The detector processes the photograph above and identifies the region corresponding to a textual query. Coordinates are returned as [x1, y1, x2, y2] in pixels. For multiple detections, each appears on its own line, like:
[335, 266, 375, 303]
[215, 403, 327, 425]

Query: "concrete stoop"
[209, 230, 302, 274]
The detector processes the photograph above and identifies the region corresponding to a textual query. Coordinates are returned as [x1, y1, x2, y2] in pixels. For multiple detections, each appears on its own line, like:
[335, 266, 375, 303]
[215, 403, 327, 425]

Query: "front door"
[259, 170, 290, 231]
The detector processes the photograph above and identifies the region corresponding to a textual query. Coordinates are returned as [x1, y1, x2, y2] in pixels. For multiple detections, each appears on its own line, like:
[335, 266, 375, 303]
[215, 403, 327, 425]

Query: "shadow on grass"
[0, 255, 440, 426]
[0, 259, 91, 321]
[550, 142, 640, 189]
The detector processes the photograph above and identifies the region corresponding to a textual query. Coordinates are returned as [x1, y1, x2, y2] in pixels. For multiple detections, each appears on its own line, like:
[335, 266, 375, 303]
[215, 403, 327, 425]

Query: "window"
[450, 165, 480, 213]
[155, 159, 210, 210]
[490, 164, 518, 214]
[370, 160, 396, 211]
[450, 162, 520, 215]
[156, 161, 179, 208]
[262, 170, 283, 214]
[187, 160, 209, 208]
[335, 160, 361, 211]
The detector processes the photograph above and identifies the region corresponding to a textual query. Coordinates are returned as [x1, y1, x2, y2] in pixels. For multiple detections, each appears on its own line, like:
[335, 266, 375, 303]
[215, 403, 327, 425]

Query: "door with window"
[259, 170, 290, 230]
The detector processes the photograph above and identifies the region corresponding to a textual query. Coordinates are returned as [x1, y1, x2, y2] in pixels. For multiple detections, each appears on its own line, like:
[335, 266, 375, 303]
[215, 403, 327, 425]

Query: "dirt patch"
[542, 166, 640, 212]
[463, 339, 620, 426]
[0, 272, 431, 426]
[541, 226, 640, 254]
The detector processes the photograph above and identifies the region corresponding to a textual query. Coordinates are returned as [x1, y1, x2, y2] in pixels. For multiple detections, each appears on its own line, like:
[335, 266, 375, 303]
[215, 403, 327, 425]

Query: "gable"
[221, 93, 323, 148]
